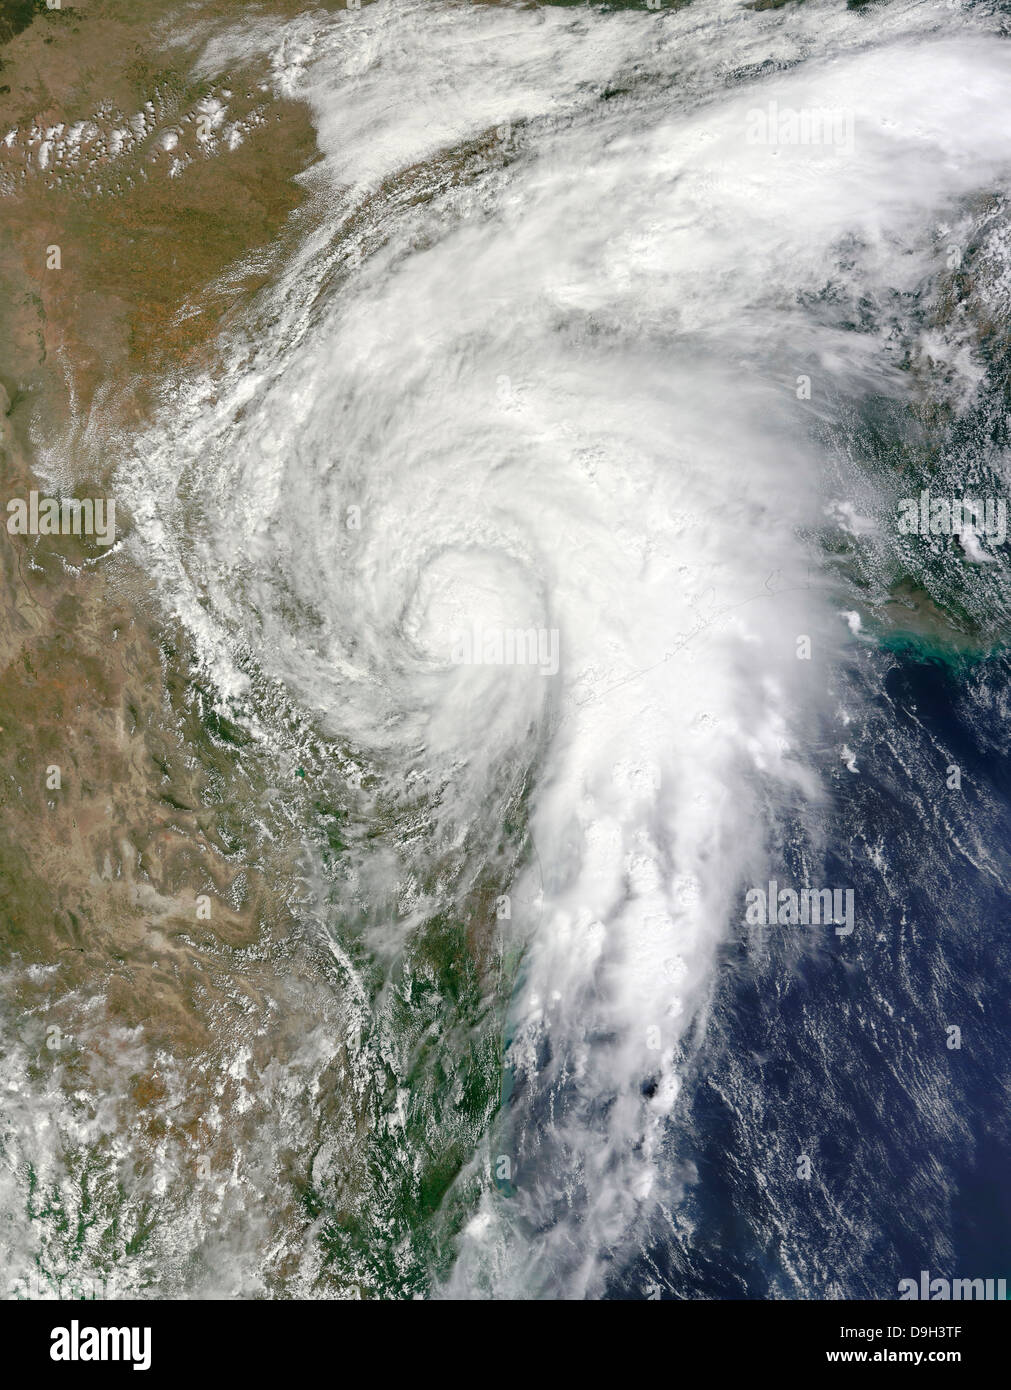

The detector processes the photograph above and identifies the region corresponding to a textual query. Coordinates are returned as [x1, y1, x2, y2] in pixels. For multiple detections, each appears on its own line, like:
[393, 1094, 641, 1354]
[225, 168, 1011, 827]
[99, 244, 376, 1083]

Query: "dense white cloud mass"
[102, 0, 1011, 1295]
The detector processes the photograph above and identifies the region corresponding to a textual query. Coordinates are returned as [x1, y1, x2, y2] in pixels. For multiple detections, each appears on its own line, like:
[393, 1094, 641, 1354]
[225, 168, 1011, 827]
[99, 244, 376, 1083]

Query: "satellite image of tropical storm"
[0, 0, 1010, 1349]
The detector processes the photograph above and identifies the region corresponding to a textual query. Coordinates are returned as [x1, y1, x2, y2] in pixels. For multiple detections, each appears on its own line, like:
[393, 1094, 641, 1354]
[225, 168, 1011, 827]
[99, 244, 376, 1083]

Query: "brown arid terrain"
[0, 0, 320, 995]
[0, 0, 377, 1297]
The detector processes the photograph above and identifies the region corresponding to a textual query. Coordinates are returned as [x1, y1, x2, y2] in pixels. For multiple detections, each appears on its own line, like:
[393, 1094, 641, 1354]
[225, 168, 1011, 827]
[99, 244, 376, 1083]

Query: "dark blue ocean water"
[619, 643, 1011, 1299]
